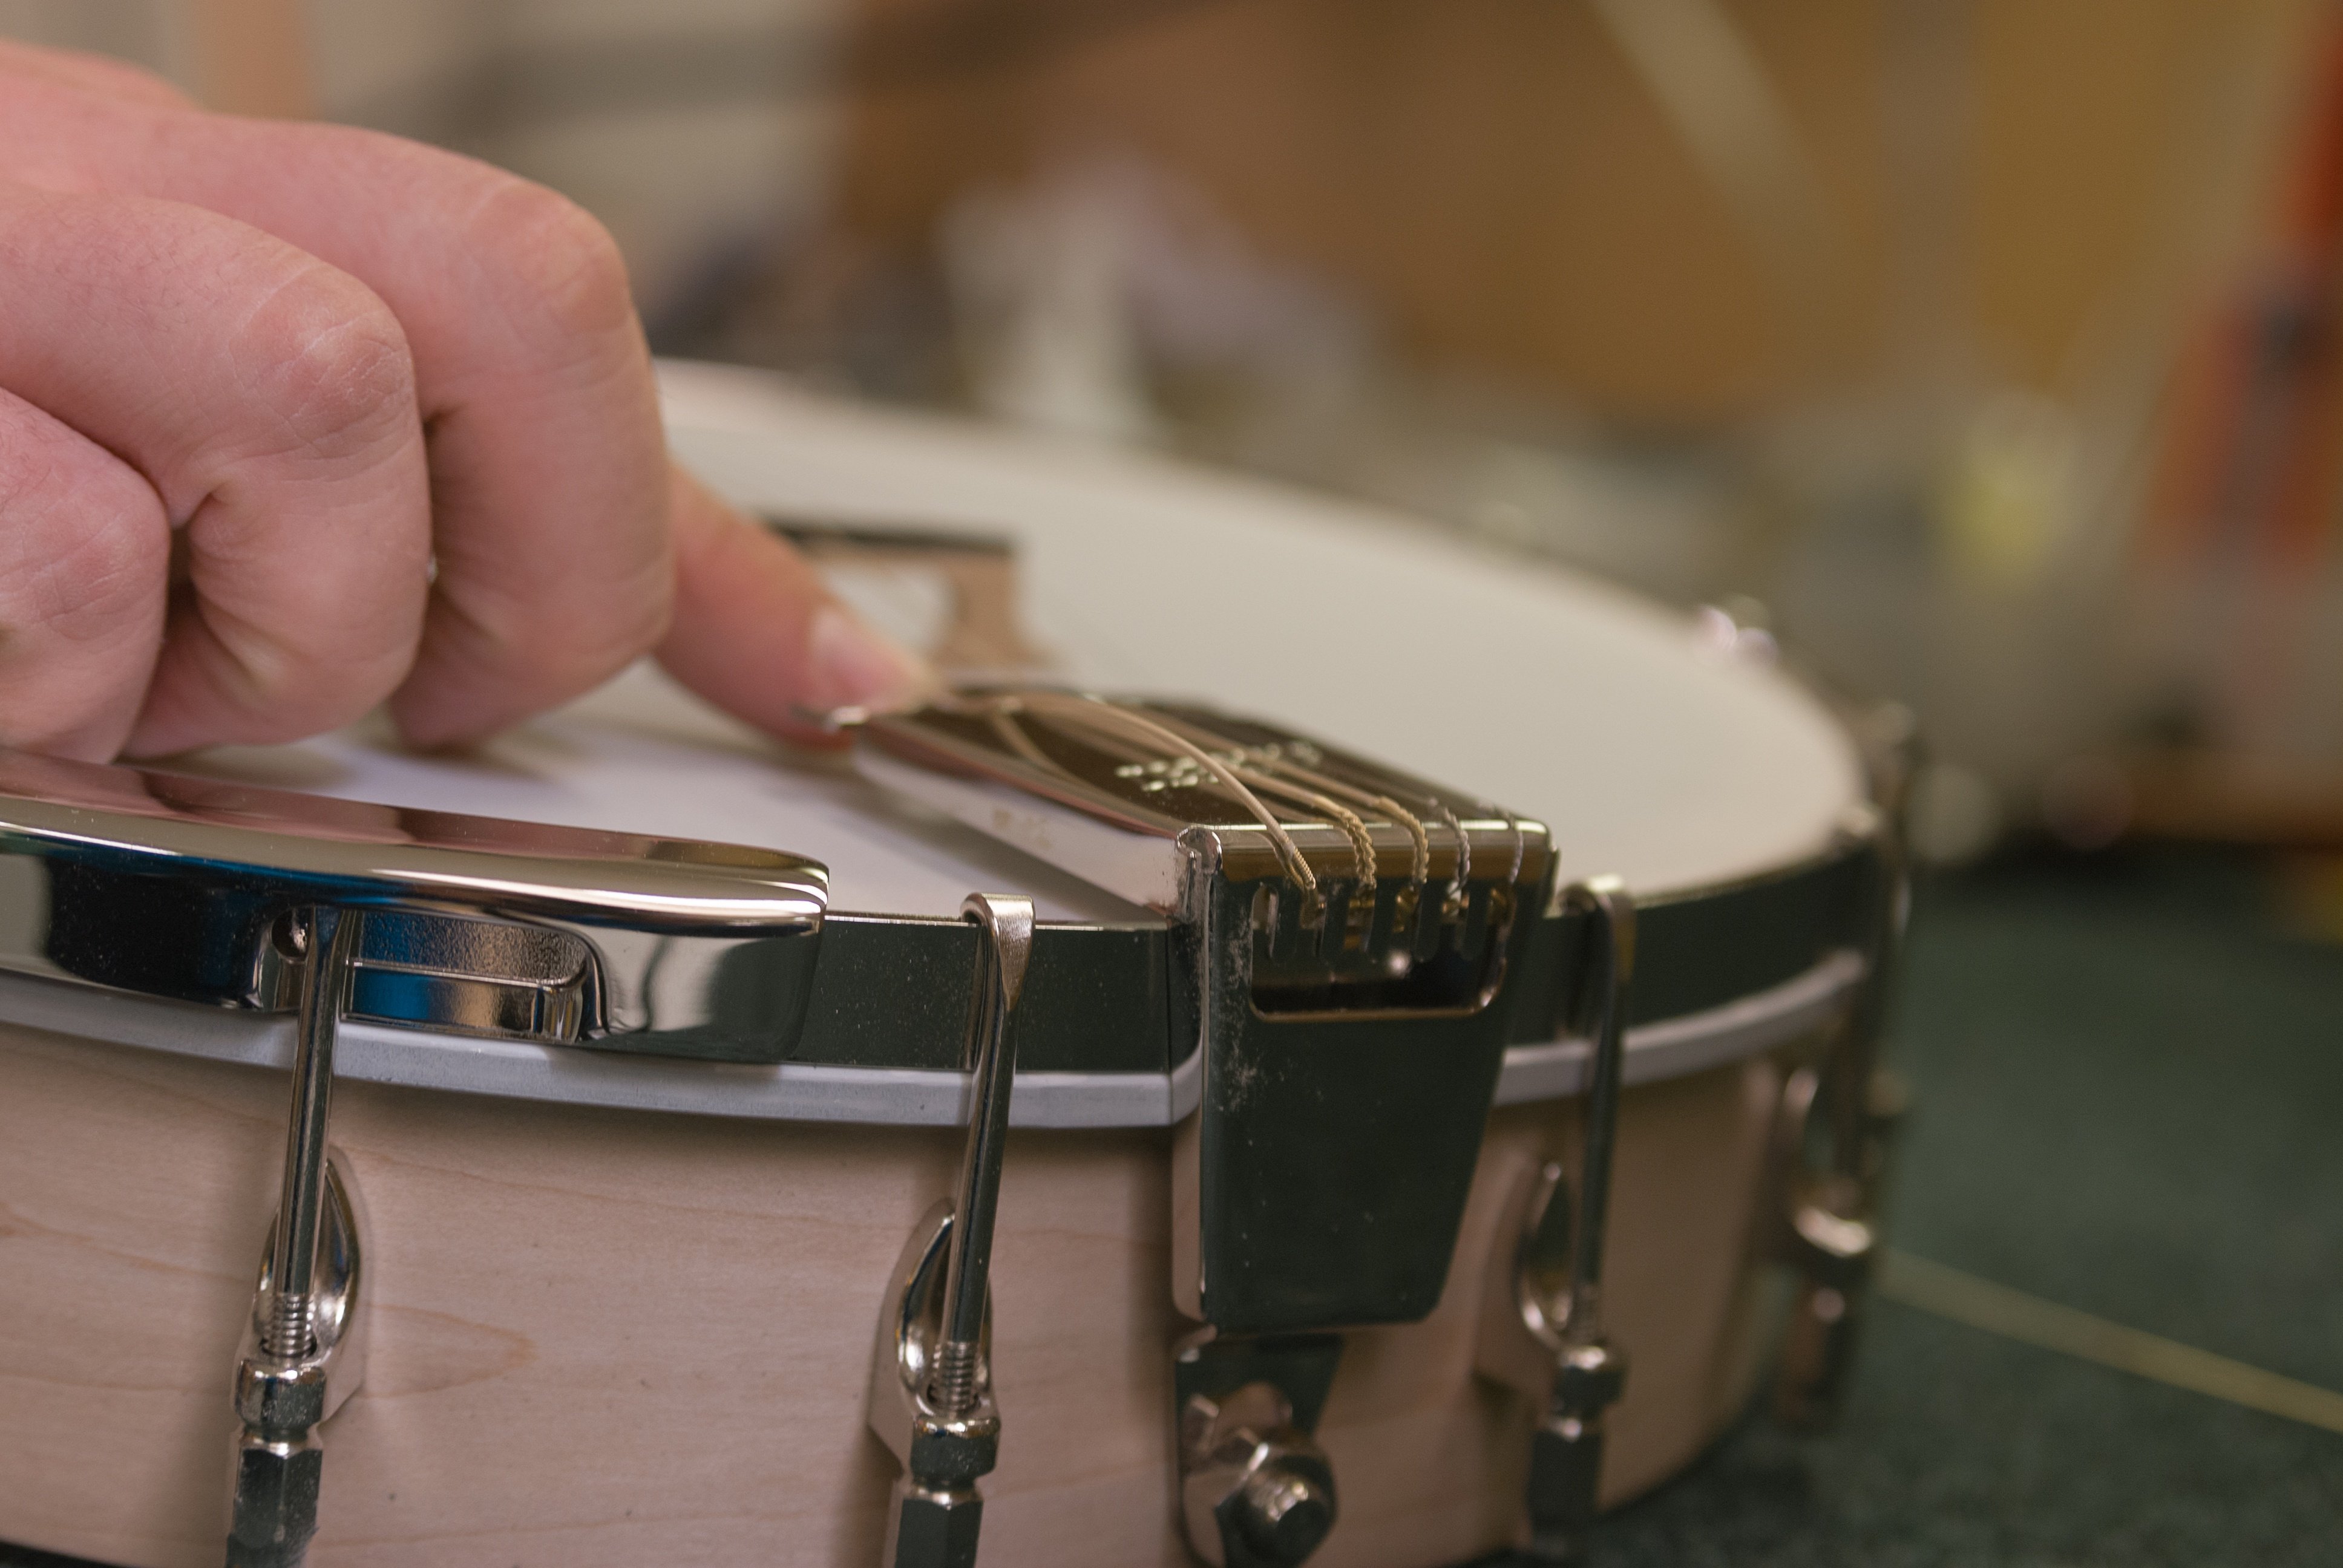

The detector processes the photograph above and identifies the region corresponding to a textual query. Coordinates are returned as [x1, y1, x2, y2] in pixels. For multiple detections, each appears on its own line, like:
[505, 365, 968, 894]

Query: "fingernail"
[808, 603, 936, 713]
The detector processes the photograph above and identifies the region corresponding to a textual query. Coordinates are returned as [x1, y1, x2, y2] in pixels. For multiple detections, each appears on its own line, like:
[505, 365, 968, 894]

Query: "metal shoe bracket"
[866, 893, 1034, 1568]
[1772, 707, 1916, 1429]
[1475, 879, 1636, 1564]
[226, 907, 369, 1568]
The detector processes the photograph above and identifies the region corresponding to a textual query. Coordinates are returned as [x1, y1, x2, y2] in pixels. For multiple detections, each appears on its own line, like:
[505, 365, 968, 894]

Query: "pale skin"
[0, 39, 931, 763]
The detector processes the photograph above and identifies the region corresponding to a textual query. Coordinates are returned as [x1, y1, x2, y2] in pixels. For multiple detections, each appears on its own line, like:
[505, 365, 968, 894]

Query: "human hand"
[0, 40, 930, 762]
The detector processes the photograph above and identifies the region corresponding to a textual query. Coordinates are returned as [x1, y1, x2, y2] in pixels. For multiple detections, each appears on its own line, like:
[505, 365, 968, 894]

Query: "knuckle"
[0, 415, 164, 641]
[34, 497, 163, 640]
[605, 559, 676, 662]
[464, 179, 637, 353]
[238, 265, 419, 465]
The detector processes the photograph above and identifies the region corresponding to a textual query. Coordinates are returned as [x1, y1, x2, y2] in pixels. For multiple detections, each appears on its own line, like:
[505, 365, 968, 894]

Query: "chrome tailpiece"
[860, 693, 1553, 1329]
[1772, 708, 1916, 1429]
[860, 691, 1555, 1568]
[227, 909, 366, 1568]
[1475, 880, 1635, 1564]
[866, 894, 1033, 1568]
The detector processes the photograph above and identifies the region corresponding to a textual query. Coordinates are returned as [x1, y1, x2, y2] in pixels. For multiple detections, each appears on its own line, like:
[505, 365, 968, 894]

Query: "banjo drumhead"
[658, 359, 1865, 902]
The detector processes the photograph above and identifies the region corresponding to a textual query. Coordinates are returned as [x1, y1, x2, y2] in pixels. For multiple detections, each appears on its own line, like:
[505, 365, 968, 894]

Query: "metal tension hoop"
[1475, 877, 1636, 1565]
[865, 893, 1033, 1568]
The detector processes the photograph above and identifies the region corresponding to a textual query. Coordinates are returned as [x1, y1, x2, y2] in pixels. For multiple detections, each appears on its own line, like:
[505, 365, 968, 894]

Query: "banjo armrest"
[0, 746, 829, 1063]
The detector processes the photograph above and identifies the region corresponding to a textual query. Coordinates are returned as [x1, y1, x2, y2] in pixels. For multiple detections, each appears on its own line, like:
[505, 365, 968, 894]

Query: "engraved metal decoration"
[866, 893, 1033, 1568]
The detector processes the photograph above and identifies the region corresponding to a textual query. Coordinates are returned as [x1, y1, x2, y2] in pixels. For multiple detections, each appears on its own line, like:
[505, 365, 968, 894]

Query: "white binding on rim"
[0, 950, 1861, 1129]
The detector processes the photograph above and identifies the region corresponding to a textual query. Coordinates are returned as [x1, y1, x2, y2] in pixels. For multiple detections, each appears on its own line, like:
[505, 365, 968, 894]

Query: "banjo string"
[1138, 708, 1432, 891]
[963, 690, 1519, 941]
[989, 691, 1323, 911]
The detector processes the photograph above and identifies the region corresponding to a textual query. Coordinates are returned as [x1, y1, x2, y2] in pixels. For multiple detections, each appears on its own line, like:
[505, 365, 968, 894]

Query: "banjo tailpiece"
[860, 690, 1596, 1568]
[860, 690, 1558, 1335]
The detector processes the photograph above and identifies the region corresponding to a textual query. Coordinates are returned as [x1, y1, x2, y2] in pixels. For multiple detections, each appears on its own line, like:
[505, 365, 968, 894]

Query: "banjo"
[0, 362, 1904, 1568]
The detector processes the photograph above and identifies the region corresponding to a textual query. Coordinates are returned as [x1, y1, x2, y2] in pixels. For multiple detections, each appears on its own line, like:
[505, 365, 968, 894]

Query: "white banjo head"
[654, 360, 1865, 904]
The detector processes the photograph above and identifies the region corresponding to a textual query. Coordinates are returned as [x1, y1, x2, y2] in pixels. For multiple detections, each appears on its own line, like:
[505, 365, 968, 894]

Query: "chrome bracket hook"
[1774, 766, 1915, 1429]
[866, 893, 1033, 1568]
[1475, 877, 1636, 1565]
[226, 907, 369, 1568]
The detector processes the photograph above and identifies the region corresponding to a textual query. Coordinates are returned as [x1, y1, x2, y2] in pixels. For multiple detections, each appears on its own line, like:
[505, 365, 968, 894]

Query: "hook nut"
[1183, 1382, 1340, 1568]
[1233, 1454, 1337, 1564]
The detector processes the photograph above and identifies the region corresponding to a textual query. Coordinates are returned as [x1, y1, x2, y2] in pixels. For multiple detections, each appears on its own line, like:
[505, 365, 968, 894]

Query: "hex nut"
[905, 1408, 1000, 1490]
[235, 1361, 329, 1437]
[887, 1482, 985, 1568]
[1551, 1341, 1627, 1412]
[226, 1435, 322, 1568]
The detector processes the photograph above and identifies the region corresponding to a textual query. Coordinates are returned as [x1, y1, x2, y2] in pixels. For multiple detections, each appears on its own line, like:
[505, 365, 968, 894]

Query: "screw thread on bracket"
[928, 1340, 981, 1419]
[262, 1290, 314, 1362]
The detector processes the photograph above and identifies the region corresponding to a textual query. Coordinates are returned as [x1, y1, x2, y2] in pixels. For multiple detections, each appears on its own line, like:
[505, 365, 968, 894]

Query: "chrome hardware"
[0, 748, 828, 1061]
[1474, 1160, 1575, 1402]
[1771, 1054, 1909, 1429]
[859, 694, 1552, 1331]
[1773, 709, 1917, 1429]
[866, 893, 1033, 1568]
[1477, 879, 1636, 1565]
[1174, 1332, 1342, 1568]
[227, 908, 367, 1568]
